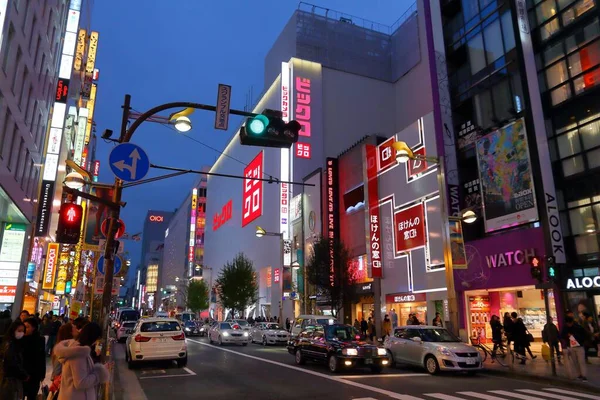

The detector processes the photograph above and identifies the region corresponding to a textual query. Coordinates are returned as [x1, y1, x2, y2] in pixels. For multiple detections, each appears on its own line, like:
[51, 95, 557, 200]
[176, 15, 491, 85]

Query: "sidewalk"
[482, 342, 600, 392]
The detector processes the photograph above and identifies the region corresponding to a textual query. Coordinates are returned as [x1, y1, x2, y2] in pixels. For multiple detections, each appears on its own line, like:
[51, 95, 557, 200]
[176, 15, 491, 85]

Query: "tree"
[305, 236, 358, 318]
[216, 253, 258, 318]
[185, 279, 209, 314]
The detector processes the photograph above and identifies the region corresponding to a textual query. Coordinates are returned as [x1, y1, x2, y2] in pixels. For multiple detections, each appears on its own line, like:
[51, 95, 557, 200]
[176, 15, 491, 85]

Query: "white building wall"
[161, 196, 190, 308]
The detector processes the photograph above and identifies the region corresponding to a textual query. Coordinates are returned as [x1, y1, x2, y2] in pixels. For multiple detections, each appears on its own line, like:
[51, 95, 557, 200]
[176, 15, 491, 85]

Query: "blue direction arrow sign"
[97, 255, 122, 276]
[109, 143, 150, 182]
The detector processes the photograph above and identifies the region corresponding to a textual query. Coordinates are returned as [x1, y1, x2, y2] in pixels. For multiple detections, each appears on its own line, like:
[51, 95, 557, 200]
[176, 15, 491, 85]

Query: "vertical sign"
[35, 181, 55, 236]
[448, 220, 468, 269]
[0, 223, 27, 299]
[92, 160, 100, 182]
[214, 84, 231, 130]
[74, 29, 86, 72]
[84, 84, 97, 145]
[280, 62, 292, 246]
[378, 137, 396, 172]
[326, 158, 339, 287]
[42, 243, 59, 290]
[364, 145, 382, 278]
[189, 188, 198, 276]
[295, 76, 312, 159]
[515, 0, 566, 264]
[241, 151, 263, 227]
[73, 108, 88, 166]
[55, 244, 72, 295]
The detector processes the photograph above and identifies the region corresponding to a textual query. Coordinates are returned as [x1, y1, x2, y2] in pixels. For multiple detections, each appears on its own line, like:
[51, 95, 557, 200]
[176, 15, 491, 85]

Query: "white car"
[231, 319, 251, 332]
[209, 321, 250, 346]
[116, 321, 137, 343]
[250, 323, 290, 346]
[125, 318, 187, 369]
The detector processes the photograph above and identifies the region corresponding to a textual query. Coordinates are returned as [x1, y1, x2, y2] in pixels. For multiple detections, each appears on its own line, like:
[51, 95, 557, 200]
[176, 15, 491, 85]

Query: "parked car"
[209, 321, 250, 346]
[125, 318, 187, 369]
[288, 324, 389, 373]
[182, 320, 201, 336]
[289, 315, 337, 338]
[116, 321, 137, 343]
[198, 321, 212, 337]
[231, 319, 251, 332]
[114, 309, 140, 332]
[250, 323, 289, 345]
[384, 326, 482, 375]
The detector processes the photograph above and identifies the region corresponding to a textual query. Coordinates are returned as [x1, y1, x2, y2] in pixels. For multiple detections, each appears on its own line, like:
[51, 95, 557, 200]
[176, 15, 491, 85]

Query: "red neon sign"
[366, 145, 382, 278]
[93, 160, 100, 177]
[149, 215, 164, 222]
[295, 76, 311, 158]
[394, 203, 426, 253]
[296, 142, 311, 159]
[407, 147, 428, 178]
[378, 137, 396, 172]
[213, 199, 232, 231]
[274, 268, 280, 283]
[242, 152, 263, 227]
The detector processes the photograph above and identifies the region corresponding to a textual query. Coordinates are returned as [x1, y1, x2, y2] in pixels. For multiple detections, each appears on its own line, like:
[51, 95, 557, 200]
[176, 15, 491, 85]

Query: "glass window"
[561, 212, 572, 235]
[536, 0, 558, 24]
[562, 155, 585, 175]
[141, 321, 181, 332]
[587, 147, 600, 168]
[463, 0, 480, 23]
[541, 18, 560, 40]
[468, 33, 487, 74]
[570, 205, 595, 234]
[546, 60, 569, 88]
[573, 67, 600, 94]
[566, 19, 600, 53]
[558, 0, 576, 8]
[501, 12, 515, 52]
[557, 130, 581, 158]
[550, 82, 572, 105]
[568, 41, 600, 76]
[563, 0, 595, 27]
[1, 25, 14, 71]
[575, 235, 599, 254]
[544, 42, 565, 66]
[474, 90, 494, 129]
[579, 120, 600, 149]
[484, 18, 504, 64]
[492, 80, 513, 121]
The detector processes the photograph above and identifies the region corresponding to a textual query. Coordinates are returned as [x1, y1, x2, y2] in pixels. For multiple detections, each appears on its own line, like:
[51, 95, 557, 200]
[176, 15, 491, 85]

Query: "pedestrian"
[353, 319, 360, 331]
[390, 309, 398, 328]
[0, 309, 12, 343]
[360, 318, 368, 337]
[582, 312, 598, 363]
[73, 316, 90, 339]
[22, 317, 46, 400]
[54, 322, 109, 400]
[0, 320, 29, 399]
[406, 313, 413, 325]
[47, 312, 61, 356]
[560, 315, 587, 381]
[19, 310, 30, 323]
[381, 314, 392, 340]
[367, 317, 375, 342]
[490, 315, 503, 358]
[286, 318, 291, 331]
[542, 316, 561, 362]
[503, 312, 514, 350]
[432, 312, 443, 327]
[511, 312, 528, 364]
[410, 314, 421, 325]
[48, 322, 76, 397]
[522, 322, 537, 360]
[41, 314, 53, 349]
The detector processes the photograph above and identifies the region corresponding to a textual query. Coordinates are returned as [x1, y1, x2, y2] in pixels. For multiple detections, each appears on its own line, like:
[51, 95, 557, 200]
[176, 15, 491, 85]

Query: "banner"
[394, 203, 426, 253]
[83, 186, 114, 250]
[364, 145, 382, 278]
[42, 243, 59, 290]
[476, 119, 538, 232]
[325, 158, 339, 286]
[448, 220, 467, 269]
[55, 244, 73, 295]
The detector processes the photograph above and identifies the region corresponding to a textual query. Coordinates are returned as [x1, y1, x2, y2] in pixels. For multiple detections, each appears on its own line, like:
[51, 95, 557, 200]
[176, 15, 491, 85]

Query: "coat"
[490, 319, 503, 343]
[22, 333, 46, 382]
[542, 322, 559, 344]
[381, 319, 392, 336]
[0, 339, 28, 400]
[54, 340, 109, 400]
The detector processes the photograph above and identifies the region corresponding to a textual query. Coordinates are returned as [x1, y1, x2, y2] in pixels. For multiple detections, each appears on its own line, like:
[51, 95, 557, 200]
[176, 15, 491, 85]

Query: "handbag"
[526, 331, 534, 343]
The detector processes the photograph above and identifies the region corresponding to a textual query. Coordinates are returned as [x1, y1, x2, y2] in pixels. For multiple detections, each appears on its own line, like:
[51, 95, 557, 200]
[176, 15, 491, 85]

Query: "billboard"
[325, 158, 339, 287]
[242, 151, 263, 227]
[364, 145, 382, 278]
[476, 119, 538, 232]
[42, 243, 60, 290]
[394, 203, 427, 254]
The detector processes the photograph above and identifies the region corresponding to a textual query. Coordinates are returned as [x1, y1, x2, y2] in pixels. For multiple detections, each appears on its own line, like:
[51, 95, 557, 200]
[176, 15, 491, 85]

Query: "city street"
[115, 337, 600, 400]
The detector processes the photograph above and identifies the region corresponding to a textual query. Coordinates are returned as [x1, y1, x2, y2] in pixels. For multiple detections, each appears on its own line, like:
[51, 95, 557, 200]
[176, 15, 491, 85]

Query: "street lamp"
[64, 171, 86, 190]
[169, 107, 195, 133]
[255, 226, 284, 323]
[291, 261, 300, 270]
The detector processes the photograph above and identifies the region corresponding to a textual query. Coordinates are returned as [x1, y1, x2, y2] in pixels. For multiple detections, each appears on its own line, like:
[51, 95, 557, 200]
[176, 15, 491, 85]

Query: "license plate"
[152, 338, 167, 343]
[365, 358, 373, 365]
[193, 330, 197, 333]
[466, 359, 476, 365]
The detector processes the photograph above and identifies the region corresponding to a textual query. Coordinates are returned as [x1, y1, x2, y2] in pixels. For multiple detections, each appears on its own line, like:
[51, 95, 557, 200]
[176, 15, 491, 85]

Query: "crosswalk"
[354, 388, 600, 400]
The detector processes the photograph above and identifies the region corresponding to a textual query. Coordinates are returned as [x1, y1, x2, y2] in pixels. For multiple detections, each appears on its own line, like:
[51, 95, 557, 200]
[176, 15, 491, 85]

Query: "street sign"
[94, 276, 120, 295]
[214, 84, 231, 131]
[97, 255, 122, 276]
[100, 218, 125, 239]
[98, 239, 124, 254]
[109, 143, 150, 182]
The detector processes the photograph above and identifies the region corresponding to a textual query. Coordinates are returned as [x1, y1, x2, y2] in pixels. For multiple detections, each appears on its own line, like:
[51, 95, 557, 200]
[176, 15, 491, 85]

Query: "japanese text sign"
[365, 145, 382, 278]
[378, 137, 396, 172]
[394, 203, 426, 253]
[242, 151, 263, 227]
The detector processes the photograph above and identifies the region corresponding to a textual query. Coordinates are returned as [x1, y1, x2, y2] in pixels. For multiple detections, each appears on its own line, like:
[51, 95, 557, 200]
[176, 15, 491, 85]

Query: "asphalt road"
[122, 337, 600, 400]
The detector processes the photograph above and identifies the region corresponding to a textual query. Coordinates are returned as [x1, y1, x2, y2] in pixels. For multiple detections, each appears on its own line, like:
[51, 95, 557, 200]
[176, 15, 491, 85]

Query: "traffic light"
[546, 256, 557, 282]
[239, 110, 301, 148]
[56, 202, 83, 244]
[530, 256, 542, 282]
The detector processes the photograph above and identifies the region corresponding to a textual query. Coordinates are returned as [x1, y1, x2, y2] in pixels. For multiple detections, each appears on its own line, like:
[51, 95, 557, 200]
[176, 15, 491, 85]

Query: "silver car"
[384, 326, 482, 375]
[208, 321, 250, 346]
[250, 323, 290, 345]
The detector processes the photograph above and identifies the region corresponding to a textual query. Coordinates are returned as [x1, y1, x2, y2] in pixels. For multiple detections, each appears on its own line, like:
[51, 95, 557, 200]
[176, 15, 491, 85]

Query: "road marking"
[424, 394, 468, 400]
[516, 389, 577, 400]
[183, 367, 196, 376]
[354, 398, 379, 400]
[187, 339, 424, 400]
[339, 373, 429, 379]
[488, 390, 544, 400]
[457, 392, 510, 400]
[138, 366, 196, 380]
[543, 389, 600, 400]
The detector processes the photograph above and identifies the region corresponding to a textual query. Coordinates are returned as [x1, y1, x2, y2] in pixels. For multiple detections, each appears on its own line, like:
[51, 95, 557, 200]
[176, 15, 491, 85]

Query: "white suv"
[125, 318, 187, 369]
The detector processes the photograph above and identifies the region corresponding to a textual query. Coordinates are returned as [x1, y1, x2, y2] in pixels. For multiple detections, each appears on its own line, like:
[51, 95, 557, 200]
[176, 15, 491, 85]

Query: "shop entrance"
[385, 292, 428, 326]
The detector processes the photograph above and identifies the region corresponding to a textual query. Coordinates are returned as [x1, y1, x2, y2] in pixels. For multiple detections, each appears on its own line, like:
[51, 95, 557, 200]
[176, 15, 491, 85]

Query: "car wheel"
[262, 336, 267, 346]
[218, 336, 223, 346]
[295, 349, 305, 365]
[126, 351, 136, 370]
[328, 355, 340, 373]
[425, 355, 440, 375]
[371, 365, 383, 373]
[177, 356, 188, 368]
[387, 350, 396, 368]
[242, 343, 248, 346]
[208, 334, 213, 344]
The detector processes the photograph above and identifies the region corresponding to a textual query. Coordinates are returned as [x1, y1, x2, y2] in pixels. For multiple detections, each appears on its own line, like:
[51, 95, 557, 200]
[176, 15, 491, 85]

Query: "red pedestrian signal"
[56, 203, 83, 244]
[530, 256, 542, 282]
[531, 257, 540, 267]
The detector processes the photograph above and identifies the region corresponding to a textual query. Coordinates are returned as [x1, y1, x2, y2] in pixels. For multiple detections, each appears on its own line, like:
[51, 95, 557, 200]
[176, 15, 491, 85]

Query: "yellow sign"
[146, 265, 158, 293]
[71, 201, 87, 288]
[85, 32, 98, 74]
[70, 300, 82, 319]
[42, 243, 59, 290]
[74, 29, 86, 71]
[84, 84, 96, 144]
[55, 244, 71, 294]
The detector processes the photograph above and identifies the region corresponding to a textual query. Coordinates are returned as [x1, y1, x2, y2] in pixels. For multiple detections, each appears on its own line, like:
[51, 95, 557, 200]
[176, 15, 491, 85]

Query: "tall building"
[0, 0, 95, 315]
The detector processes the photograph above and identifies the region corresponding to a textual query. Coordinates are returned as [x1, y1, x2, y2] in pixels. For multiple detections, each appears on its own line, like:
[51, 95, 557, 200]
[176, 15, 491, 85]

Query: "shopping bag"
[541, 343, 551, 361]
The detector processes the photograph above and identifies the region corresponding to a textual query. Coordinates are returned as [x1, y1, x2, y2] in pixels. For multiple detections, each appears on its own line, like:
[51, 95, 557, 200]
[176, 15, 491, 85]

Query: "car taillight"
[134, 334, 151, 342]
[172, 333, 185, 340]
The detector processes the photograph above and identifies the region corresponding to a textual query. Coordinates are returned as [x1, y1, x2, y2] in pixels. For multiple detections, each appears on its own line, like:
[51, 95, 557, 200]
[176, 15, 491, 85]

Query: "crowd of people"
[0, 310, 109, 400]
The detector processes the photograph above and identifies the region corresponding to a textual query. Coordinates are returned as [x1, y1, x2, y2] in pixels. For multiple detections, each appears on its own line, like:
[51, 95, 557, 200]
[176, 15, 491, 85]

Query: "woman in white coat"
[54, 322, 108, 400]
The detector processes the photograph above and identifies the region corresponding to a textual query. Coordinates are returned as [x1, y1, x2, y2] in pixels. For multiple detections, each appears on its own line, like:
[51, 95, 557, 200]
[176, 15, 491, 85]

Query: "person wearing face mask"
[0, 320, 29, 399]
[22, 317, 46, 400]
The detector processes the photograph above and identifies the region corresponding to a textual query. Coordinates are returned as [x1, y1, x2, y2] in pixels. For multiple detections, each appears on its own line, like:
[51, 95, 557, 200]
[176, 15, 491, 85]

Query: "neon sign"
[295, 76, 311, 159]
[149, 215, 164, 222]
[213, 199, 232, 231]
[242, 151, 263, 227]
[326, 158, 339, 287]
[365, 145, 382, 278]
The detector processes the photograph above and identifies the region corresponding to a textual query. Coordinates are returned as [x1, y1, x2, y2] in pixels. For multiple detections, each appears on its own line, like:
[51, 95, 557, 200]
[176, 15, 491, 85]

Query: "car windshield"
[140, 321, 181, 332]
[420, 328, 461, 343]
[123, 322, 136, 328]
[179, 314, 194, 322]
[265, 324, 281, 330]
[234, 320, 248, 326]
[316, 318, 335, 326]
[120, 311, 139, 321]
[325, 326, 357, 341]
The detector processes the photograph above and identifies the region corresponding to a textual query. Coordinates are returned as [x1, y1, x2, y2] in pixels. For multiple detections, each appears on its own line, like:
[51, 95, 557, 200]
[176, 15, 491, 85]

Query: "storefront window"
[468, 33, 487, 74]
[557, 130, 581, 158]
[536, 0, 558, 24]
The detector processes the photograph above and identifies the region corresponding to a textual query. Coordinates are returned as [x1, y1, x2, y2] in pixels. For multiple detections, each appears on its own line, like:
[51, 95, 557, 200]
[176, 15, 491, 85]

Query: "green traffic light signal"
[246, 115, 269, 135]
[548, 266, 556, 277]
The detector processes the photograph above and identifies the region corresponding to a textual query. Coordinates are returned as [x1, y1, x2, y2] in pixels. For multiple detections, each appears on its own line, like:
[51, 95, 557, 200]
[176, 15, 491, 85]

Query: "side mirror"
[411, 336, 422, 343]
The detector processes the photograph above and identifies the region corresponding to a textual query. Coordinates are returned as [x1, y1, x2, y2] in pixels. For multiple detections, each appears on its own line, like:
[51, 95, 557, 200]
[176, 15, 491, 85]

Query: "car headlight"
[243, 332, 249, 337]
[185, 327, 190, 331]
[377, 348, 387, 356]
[222, 332, 230, 337]
[437, 347, 453, 357]
[342, 348, 358, 356]
[200, 328, 205, 332]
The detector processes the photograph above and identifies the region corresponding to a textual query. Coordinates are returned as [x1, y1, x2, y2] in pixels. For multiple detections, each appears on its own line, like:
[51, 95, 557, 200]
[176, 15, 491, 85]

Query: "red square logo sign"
[407, 147, 428, 178]
[378, 137, 396, 172]
[296, 142, 311, 159]
[394, 203, 426, 253]
[242, 151, 263, 227]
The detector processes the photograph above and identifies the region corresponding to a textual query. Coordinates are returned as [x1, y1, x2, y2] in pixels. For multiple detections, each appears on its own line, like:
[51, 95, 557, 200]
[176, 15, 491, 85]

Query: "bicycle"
[470, 337, 509, 367]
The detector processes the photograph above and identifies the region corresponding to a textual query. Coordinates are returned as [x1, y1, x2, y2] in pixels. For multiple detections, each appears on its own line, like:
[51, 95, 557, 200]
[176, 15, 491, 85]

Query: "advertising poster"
[469, 296, 491, 343]
[393, 203, 426, 254]
[476, 119, 538, 232]
[42, 243, 59, 290]
[83, 186, 114, 250]
[241, 151, 263, 227]
[448, 220, 467, 269]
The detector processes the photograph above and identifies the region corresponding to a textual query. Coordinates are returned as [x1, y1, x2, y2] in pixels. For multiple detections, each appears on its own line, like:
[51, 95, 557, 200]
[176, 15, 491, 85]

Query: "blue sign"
[26, 263, 35, 282]
[109, 143, 150, 182]
[97, 255, 122, 276]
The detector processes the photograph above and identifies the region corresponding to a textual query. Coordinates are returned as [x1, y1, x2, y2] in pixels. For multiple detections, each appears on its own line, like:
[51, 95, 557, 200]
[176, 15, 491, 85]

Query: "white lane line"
[457, 391, 510, 400]
[354, 398, 379, 400]
[424, 394, 467, 400]
[187, 339, 425, 400]
[488, 390, 544, 400]
[138, 366, 197, 380]
[183, 367, 196, 376]
[516, 389, 578, 400]
[339, 373, 429, 379]
[543, 389, 600, 400]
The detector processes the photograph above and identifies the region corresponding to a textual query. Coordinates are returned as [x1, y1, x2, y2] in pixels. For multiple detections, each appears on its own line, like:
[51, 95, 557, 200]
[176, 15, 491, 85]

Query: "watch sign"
[242, 151, 263, 227]
[394, 203, 426, 253]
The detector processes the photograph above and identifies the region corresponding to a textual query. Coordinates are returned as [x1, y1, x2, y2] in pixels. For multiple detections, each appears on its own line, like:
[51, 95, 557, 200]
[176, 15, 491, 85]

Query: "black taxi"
[287, 323, 389, 373]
